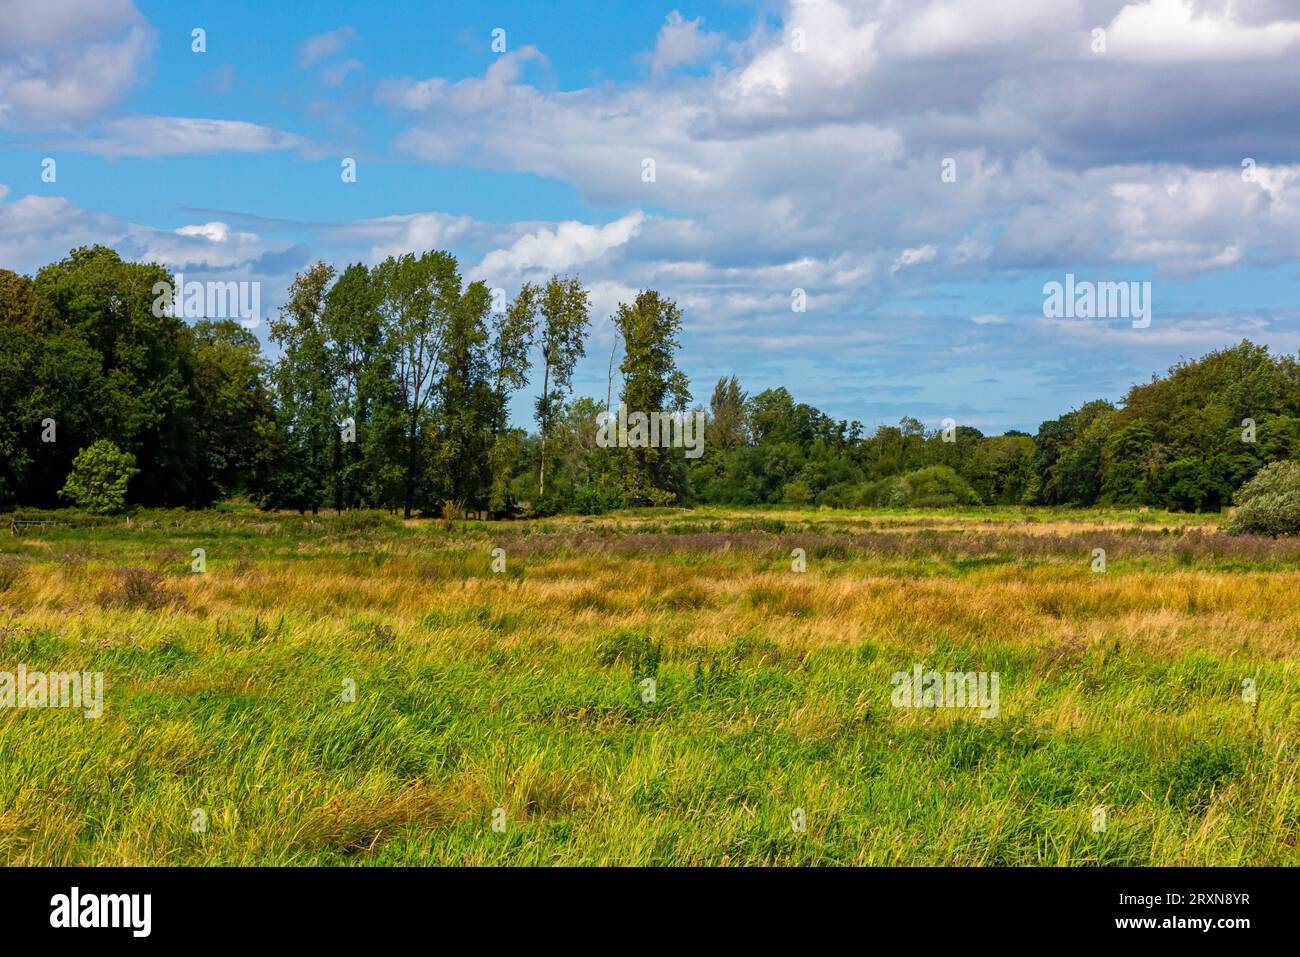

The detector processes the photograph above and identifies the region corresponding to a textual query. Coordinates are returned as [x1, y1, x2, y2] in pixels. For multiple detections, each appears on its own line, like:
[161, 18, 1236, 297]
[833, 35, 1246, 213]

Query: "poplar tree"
[614, 290, 690, 503]
[534, 277, 590, 500]
[374, 251, 458, 518]
[486, 283, 539, 513]
[267, 261, 337, 513]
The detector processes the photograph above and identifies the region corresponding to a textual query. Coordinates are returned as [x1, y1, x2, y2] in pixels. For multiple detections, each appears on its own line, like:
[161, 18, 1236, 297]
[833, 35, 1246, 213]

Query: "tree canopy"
[2, 246, 1297, 518]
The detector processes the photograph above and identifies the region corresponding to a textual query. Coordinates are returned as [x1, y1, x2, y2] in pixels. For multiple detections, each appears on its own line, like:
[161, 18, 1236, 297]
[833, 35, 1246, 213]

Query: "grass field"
[1, 505, 1297, 865]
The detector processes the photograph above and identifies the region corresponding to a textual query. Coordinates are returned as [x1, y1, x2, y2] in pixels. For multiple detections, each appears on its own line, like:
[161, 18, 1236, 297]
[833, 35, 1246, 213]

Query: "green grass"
[0, 505, 1296, 864]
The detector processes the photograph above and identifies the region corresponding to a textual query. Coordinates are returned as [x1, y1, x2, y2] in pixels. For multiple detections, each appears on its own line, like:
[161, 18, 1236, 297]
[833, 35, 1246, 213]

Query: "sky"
[2, 0, 1300, 433]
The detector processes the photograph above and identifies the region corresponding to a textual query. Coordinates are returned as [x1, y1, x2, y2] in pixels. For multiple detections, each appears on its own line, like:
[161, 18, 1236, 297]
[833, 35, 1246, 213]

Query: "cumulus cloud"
[0, 0, 143, 55]
[888, 0, 1083, 58]
[716, 0, 880, 123]
[0, 187, 309, 293]
[639, 11, 725, 75]
[10, 0, 1300, 429]
[362, 212, 478, 262]
[1106, 0, 1300, 61]
[0, 16, 154, 130]
[0, 189, 126, 268]
[377, 46, 547, 114]
[475, 212, 647, 278]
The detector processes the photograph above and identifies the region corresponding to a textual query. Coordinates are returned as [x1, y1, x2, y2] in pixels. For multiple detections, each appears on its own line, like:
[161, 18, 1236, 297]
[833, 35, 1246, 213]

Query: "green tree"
[0, 323, 110, 508]
[267, 262, 337, 512]
[1229, 460, 1300, 536]
[189, 320, 277, 504]
[486, 284, 539, 513]
[322, 262, 383, 511]
[535, 277, 590, 499]
[374, 251, 460, 518]
[59, 440, 138, 514]
[1099, 421, 1160, 505]
[614, 290, 690, 504]
[433, 279, 495, 515]
[34, 247, 198, 506]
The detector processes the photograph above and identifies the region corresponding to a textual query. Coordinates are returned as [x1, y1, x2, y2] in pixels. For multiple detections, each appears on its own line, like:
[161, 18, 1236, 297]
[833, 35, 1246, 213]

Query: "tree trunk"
[538, 357, 551, 499]
[607, 335, 616, 414]
[404, 426, 416, 519]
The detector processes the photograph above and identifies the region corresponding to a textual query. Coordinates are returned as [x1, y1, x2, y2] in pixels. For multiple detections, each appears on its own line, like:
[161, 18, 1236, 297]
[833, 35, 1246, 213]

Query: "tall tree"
[374, 251, 459, 518]
[486, 283, 539, 513]
[189, 320, 277, 504]
[434, 279, 494, 515]
[708, 376, 748, 452]
[322, 263, 383, 511]
[34, 247, 198, 506]
[535, 277, 590, 499]
[267, 262, 337, 513]
[614, 289, 690, 503]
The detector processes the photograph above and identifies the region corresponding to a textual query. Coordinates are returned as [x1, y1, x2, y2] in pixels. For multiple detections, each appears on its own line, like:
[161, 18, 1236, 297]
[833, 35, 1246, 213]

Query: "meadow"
[0, 505, 1297, 865]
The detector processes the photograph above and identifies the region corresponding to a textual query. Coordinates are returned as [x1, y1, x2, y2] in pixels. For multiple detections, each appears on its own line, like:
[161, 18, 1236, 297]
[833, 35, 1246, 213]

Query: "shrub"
[905, 465, 982, 507]
[781, 479, 813, 505]
[859, 466, 980, 508]
[813, 481, 858, 508]
[862, 475, 912, 507]
[571, 482, 624, 515]
[96, 566, 187, 612]
[59, 440, 138, 515]
[1228, 460, 1300, 536]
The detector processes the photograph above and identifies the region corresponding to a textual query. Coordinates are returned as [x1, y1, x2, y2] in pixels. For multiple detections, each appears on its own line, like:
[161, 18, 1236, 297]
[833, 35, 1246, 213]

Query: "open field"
[1, 505, 1297, 865]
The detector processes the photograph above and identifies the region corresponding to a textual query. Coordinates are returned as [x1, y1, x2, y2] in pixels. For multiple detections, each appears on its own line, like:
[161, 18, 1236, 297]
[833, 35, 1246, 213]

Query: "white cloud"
[891, 245, 937, 273]
[890, 0, 1083, 57]
[0, 22, 154, 130]
[364, 213, 477, 262]
[475, 212, 647, 278]
[716, 0, 880, 122]
[640, 11, 725, 76]
[38, 116, 311, 157]
[0, 189, 125, 268]
[297, 26, 358, 69]
[1107, 0, 1300, 61]
[0, 0, 142, 55]
[0, 187, 309, 286]
[377, 47, 546, 113]
[321, 59, 364, 87]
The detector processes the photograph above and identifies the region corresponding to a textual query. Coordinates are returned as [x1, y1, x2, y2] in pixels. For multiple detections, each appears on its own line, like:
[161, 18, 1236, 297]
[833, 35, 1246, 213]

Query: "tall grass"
[0, 506, 1295, 864]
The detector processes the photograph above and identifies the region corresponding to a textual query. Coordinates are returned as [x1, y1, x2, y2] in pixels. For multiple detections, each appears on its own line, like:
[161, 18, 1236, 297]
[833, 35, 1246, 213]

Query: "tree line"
[1, 245, 1295, 516]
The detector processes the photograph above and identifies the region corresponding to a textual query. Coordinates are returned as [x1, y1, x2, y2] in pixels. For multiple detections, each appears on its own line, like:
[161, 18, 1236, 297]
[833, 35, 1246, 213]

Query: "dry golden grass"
[0, 504, 1295, 864]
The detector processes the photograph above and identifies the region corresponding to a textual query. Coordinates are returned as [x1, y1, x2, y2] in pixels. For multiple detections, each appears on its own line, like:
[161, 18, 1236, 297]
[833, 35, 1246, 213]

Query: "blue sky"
[3, 0, 1300, 433]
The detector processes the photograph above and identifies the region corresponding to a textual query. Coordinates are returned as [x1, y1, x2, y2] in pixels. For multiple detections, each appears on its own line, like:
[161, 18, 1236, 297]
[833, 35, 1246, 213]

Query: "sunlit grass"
[0, 505, 1296, 864]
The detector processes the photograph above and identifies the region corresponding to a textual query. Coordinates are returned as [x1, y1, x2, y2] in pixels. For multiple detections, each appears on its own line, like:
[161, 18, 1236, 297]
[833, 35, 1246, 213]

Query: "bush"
[571, 482, 624, 515]
[781, 479, 813, 505]
[862, 475, 912, 507]
[1228, 460, 1300, 536]
[813, 481, 858, 508]
[59, 440, 138, 515]
[96, 566, 187, 612]
[858, 466, 980, 508]
[905, 465, 982, 507]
